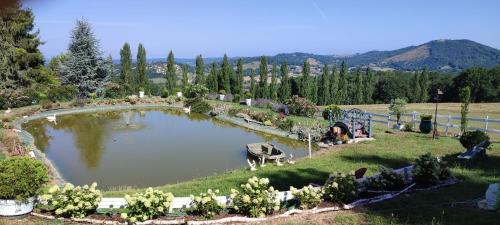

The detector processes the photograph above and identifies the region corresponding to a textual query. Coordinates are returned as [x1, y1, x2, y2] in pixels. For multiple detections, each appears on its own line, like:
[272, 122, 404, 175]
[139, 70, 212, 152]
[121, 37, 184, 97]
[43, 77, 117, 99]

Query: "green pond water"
[23, 109, 308, 189]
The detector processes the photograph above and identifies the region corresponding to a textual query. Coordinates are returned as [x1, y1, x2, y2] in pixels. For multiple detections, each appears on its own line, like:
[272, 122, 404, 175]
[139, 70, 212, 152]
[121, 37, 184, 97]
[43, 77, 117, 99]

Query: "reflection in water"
[23, 109, 309, 189]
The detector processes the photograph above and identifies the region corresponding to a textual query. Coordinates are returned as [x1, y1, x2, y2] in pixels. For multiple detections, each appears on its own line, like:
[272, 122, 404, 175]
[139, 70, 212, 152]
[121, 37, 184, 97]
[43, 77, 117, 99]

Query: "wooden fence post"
[445, 114, 451, 136]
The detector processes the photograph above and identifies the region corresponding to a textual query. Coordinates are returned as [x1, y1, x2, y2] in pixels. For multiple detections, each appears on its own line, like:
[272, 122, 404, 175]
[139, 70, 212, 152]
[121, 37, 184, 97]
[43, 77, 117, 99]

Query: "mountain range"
[146, 39, 500, 73]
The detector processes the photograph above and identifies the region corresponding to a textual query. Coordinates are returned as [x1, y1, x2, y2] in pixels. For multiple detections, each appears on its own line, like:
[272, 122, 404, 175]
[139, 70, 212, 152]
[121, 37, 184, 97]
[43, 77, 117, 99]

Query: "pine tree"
[181, 64, 189, 88]
[354, 66, 364, 104]
[258, 56, 268, 98]
[235, 58, 244, 96]
[207, 62, 218, 93]
[337, 61, 348, 105]
[220, 54, 231, 93]
[250, 69, 257, 98]
[412, 71, 421, 103]
[269, 62, 278, 100]
[0, 4, 45, 90]
[166, 50, 176, 91]
[459, 86, 471, 133]
[136, 43, 148, 90]
[300, 60, 311, 99]
[60, 20, 111, 97]
[364, 67, 374, 104]
[195, 54, 205, 85]
[120, 43, 132, 86]
[420, 67, 429, 102]
[318, 64, 330, 105]
[330, 64, 339, 104]
[311, 76, 318, 104]
[278, 61, 291, 102]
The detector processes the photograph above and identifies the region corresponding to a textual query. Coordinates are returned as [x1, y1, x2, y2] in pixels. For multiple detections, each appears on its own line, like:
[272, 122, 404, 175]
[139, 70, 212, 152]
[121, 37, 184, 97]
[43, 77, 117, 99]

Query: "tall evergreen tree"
[195, 54, 205, 85]
[181, 64, 189, 88]
[166, 50, 176, 91]
[330, 64, 339, 104]
[235, 58, 244, 96]
[300, 60, 311, 99]
[0, 4, 45, 90]
[354, 66, 364, 104]
[420, 67, 429, 102]
[269, 62, 278, 100]
[249, 68, 257, 98]
[311, 76, 318, 104]
[364, 67, 374, 104]
[257, 56, 268, 98]
[106, 55, 115, 82]
[61, 20, 110, 97]
[136, 43, 148, 90]
[220, 54, 231, 93]
[207, 62, 218, 93]
[337, 61, 348, 105]
[318, 64, 330, 105]
[412, 71, 421, 103]
[119, 43, 132, 86]
[278, 61, 291, 102]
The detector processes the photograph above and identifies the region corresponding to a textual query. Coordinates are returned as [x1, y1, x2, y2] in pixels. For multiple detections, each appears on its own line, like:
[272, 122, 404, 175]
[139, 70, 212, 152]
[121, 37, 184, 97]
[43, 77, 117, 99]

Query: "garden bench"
[457, 140, 491, 159]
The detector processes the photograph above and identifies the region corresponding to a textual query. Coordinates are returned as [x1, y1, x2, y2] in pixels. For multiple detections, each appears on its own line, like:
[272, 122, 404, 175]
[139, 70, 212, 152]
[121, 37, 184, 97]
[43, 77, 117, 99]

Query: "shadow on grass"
[260, 167, 330, 191]
[340, 155, 411, 169]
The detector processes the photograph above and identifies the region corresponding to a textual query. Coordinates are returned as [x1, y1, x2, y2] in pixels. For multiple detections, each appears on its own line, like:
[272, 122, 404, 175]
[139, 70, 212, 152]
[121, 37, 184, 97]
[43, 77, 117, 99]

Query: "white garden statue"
[287, 154, 295, 164]
[246, 159, 257, 171]
[275, 158, 283, 166]
[259, 156, 266, 167]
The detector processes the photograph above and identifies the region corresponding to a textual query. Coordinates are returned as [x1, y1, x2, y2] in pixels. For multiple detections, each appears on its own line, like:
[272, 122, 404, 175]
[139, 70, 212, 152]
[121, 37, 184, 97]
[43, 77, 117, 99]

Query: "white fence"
[369, 111, 500, 135]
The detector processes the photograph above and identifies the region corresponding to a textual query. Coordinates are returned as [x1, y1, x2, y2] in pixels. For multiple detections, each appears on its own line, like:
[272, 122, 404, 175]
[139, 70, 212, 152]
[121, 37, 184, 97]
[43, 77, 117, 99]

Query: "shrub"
[0, 129, 19, 152]
[41, 183, 102, 218]
[0, 89, 36, 109]
[420, 114, 432, 121]
[322, 105, 341, 120]
[367, 166, 406, 191]
[219, 89, 226, 95]
[233, 94, 241, 103]
[0, 157, 48, 200]
[161, 88, 170, 98]
[403, 123, 414, 132]
[189, 189, 224, 219]
[121, 188, 174, 222]
[223, 93, 234, 102]
[102, 82, 123, 99]
[459, 130, 490, 150]
[413, 153, 451, 187]
[40, 99, 53, 109]
[229, 177, 280, 217]
[253, 99, 274, 109]
[185, 98, 212, 114]
[244, 92, 252, 99]
[290, 185, 323, 209]
[47, 85, 78, 102]
[323, 172, 357, 205]
[275, 118, 295, 131]
[184, 84, 209, 99]
[286, 96, 318, 118]
[264, 120, 273, 126]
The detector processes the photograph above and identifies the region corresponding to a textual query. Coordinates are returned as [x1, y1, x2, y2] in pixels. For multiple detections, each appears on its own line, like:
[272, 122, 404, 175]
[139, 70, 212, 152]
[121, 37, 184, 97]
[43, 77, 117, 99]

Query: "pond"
[23, 109, 309, 189]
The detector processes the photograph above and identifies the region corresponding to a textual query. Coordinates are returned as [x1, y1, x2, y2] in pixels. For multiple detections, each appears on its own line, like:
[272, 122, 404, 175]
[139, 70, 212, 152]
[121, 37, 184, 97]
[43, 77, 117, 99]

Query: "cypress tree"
[220, 54, 231, 93]
[330, 64, 339, 104]
[258, 56, 268, 98]
[300, 60, 311, 99]
[364, 67, 374, 104]
[120, 43, 132, 86]
[235, 58, 244, 96]
[61, 20, 111, 97]
[412, 71, 421, 103]
[207, 62, 218, 93]
[278, 61, 291, 102]
[195, 54, 205, 85]
[318, 64, 330, 105]
[337, 61, 348, 105]
[311, 76, 318, 104]
[269, 62, 278, 101]
[354, 66, 364, 104]
[136, 43, 148, 90]
[420, 67, 429, 102]
[181, 64, 189, 88]
[459, 86, 471, 133]
[166, 50, 176, 91]
[250, 68, 257, 98]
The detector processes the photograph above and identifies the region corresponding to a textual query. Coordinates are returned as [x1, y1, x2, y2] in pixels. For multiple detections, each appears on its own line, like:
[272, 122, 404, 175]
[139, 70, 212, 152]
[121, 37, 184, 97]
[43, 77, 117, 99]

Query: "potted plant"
[419, 114, 433, 134]
[219, 89, 226, 100]
[138, 87, 145, 98]
[244, 92, 252, 106]
[389, 98, 407, 130]
[174, 87, 183, 98]
[0, 157, 48, 216]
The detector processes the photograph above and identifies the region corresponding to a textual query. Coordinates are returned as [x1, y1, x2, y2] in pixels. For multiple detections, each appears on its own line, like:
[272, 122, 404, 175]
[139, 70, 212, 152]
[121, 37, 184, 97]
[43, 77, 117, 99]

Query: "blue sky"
[25, 0, 500, 59]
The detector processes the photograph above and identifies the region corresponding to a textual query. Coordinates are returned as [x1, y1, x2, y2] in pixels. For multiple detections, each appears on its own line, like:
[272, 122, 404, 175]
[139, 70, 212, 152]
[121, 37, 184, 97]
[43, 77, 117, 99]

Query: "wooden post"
[445, 114, 451, 136]
[308, 132, 312, 159]
[484, 116, 489, 131]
